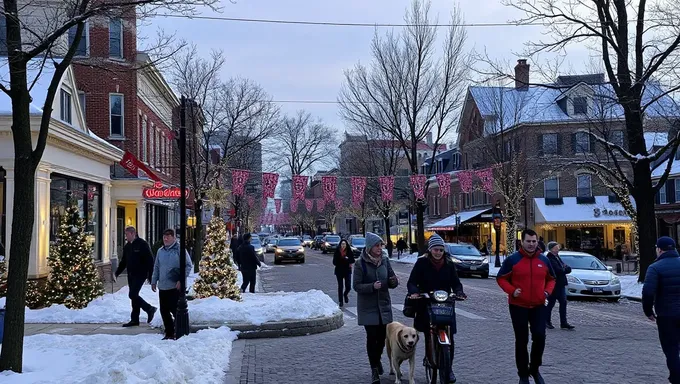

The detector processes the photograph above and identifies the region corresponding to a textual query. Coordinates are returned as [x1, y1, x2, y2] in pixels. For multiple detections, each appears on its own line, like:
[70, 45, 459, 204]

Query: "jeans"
[240, 270, 256, 293]
[128, 278, 153, 323]
[364, 324, 387, 368]
[658, 316, 680, 384]
[159, 289, 179, 337]
[546, 285, 568, 326]
[336, 272, 351, 304]
[509, 304, 547, 378]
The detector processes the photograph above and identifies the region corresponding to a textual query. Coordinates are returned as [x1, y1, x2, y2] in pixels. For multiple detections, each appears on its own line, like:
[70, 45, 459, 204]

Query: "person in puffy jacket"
[497, 229, 555, 384]
[643, 236, 680, 384]
[333, 239, 355, 307]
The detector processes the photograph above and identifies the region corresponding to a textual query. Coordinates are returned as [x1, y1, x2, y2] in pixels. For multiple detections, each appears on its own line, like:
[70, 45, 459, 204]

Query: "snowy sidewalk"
[25, 322, 160, 336]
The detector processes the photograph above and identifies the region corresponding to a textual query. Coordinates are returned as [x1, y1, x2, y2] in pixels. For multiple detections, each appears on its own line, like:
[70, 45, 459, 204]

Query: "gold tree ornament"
[205, 187, 231, 209]
[193, 216, 242, 301]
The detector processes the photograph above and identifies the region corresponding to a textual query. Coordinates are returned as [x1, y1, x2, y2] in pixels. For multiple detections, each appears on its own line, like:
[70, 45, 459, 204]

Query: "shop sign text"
[143, 183, 189, 199]
[593, 208, 627, 218]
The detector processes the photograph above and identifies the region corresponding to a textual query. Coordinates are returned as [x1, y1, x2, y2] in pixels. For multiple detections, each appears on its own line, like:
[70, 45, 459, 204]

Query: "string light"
[193, 217, 241, 301]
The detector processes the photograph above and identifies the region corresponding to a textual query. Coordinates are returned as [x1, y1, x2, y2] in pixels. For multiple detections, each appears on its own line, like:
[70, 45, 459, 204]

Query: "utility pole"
[175, 96, 190, 338]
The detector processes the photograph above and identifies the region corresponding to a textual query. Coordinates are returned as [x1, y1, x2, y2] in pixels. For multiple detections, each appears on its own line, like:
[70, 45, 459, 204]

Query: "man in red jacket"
[497, 229, 556, 384]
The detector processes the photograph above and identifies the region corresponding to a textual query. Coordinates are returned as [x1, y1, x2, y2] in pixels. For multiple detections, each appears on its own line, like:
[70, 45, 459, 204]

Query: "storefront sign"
[120, 151, 161, 182]
[142, 183, 189, 199]
[593, 208, 627, 217]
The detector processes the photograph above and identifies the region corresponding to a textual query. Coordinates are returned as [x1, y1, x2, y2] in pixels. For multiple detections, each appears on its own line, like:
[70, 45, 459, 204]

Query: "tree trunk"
[505, 215, 517, 254]
[383, 212, 393, 258]
[192, 199, 204, 273]
[416, 201, 426, 253]
[634, 183, 657, 282]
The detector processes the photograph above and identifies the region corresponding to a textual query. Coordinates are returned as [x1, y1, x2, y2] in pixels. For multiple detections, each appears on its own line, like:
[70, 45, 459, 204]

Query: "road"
[229, 249, 667, 384]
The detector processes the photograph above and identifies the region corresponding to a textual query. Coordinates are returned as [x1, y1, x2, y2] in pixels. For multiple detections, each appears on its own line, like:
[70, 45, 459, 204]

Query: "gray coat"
[151, 240, 193, 291]
[352, 250, 398, 326]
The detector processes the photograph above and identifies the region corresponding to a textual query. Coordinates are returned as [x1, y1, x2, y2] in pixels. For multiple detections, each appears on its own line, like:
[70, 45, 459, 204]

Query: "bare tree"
[0, 0, 217, 372]
[498, 0, 680, 280]
[338, 0, 469, 251]
[274, 110, 337, 177]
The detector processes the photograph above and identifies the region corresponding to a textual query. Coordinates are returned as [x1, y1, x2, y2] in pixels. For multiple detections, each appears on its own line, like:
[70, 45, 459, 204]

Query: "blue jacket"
[151, 240, 193, 291]
[642, 250, 680, 318]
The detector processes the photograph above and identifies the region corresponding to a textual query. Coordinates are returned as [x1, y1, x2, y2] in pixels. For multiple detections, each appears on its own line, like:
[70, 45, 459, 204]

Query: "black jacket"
[116, 237, 154, 282]
[407, 253, 464, 333]
[546, 251, 571, 287]
[396, 239, 407, 251]
[236, 242, 261, 271]
[333, 247, 355, 276]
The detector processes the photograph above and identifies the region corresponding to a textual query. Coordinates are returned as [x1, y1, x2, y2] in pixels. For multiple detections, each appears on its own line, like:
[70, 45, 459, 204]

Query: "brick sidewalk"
[25, 323, 161, 336]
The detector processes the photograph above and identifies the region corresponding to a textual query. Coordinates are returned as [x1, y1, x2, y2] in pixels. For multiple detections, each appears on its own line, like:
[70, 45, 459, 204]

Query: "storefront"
[0, 167, 5, 258]
[534, 196, 634, 257]
[427, 208, 508, 253]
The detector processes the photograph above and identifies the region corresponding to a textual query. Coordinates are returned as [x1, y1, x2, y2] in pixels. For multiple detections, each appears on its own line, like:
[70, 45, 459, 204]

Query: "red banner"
[322, 176, 337, 202]
[335, 199, 343, 210]
[262, 198, 268, 209]
[292, 175, 308, 201]
[305, 199, 314, 212]
[410, 174, 427, 201]
[436, 173, 451, 198]
[351, 176, 367, 206]
[120, 151, 161, 182]
[476, 168, 495, 194]
[317, 198, 325, 212]
[231, 169, 249, 196]
[246, 195, 255, 208]
[378, 176, 395, 202]
[290, 199, 298, 213]
[262, 173, 279, 199]
[275, 198, 282, 213]
[458, 170, 473, 193]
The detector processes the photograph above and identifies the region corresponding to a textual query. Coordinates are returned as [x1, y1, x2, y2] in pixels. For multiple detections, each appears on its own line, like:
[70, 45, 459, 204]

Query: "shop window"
[59, 89, 72, 124]
[67, 23, 88, 57]
[109, 18, 123, 59]
[565, 226, 604, 254]
[109, 94, 124, 137]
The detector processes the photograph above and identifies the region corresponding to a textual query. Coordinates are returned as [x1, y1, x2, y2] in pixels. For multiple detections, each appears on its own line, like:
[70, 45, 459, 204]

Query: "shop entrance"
[565, 226, 604, 256]
[116, 206, 125, 258]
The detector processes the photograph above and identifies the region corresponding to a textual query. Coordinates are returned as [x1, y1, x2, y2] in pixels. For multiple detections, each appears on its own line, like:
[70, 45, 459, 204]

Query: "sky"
[143, 0, 594, 145]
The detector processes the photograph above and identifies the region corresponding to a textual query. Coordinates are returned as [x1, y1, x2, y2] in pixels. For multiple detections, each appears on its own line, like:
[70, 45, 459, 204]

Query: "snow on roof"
[645, 132, 668, 151]
[534, 196, 635, 224]
[0, 58, 62, 115]
[652, 158, 680, 178]
[427, 208, 489, 230]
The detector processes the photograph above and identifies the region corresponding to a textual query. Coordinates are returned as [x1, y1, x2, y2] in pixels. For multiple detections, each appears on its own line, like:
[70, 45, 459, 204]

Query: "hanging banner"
[262, 172, 279, 199]
[351, 176, 367, 206]
[317, 198, 326, 211]
[476, 168, 495, 194]
[231, 169, 249, 196]
[436, 173, 451, 198]
[458, 170, 473, 193]
[290, 199, 298, 213]
[410, 174, 427, 201]
[246, 195, 255, 208]
[275, 198, 282, 213]
[378, 176, 395, 202]
[292, 175, 308, 201]
[262, 198, 268, 209]
[322, 176, 338, 202]
[335, 199, 343, 210]
[305, 199, 314, 212]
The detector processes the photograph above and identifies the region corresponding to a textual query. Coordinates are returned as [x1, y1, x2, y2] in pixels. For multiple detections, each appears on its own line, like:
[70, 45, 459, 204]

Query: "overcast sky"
[145, 0, 593, 144]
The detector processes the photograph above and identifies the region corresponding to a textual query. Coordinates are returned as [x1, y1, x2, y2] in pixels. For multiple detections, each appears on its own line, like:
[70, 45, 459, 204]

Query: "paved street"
[230, 249, 667, 384]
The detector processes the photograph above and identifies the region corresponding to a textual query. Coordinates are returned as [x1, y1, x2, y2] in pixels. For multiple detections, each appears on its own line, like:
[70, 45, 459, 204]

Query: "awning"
[534, 196, 634, 225]
[426, 209, 489, 231]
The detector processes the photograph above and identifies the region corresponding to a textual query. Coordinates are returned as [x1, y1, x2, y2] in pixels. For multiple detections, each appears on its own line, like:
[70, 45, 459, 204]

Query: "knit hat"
[656, 236, 676, 251]
[365, 232, 383, 252]
[547, 241, 559, 252]
[428, 234, 446, 250]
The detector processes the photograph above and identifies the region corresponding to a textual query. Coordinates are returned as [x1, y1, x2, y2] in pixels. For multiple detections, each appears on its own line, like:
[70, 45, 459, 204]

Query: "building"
[652, 152, 680, 243]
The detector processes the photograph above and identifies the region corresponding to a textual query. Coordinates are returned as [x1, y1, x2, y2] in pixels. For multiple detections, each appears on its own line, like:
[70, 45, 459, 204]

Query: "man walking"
[151, 229, 193, 340]
[545, 241, 574, 330]
[236, 233, 261, 293]
[497, 229, 556, 384]
[643, 236, 680, 384]
[114, 226, 156, 327]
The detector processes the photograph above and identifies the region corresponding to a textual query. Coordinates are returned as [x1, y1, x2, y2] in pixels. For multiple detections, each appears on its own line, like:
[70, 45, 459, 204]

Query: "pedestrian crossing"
[342, 305, 486, 320]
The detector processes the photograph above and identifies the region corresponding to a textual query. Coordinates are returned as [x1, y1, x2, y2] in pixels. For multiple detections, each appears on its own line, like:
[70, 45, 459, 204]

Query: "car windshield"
[351, 238, 366, 246]
[251, 238, 261, 246]
[559, 255, 607, 270]
[326, 236, 340, 242]
[279, 239, 301, 246]
[448, 245, 481, 256]
[303, 235, 311, 240]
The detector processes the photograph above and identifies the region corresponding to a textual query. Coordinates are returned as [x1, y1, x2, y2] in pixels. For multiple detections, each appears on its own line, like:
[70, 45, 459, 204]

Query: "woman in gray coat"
[353, 232, 399, 384]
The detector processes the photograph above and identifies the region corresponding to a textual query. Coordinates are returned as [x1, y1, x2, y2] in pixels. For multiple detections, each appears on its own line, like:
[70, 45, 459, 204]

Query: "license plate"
[592, 287, 603, 293]
[469, 266, 477, 270]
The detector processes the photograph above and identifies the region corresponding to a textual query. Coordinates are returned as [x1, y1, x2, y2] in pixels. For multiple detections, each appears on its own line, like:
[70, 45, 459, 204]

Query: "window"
[150, 124, 155, 167]
[59, 90, 72, 124]
[503, 140, 512, 160]
[0, 16, 7, 55]
[109, 94, 123, 136]
[675, 179, 680, 203]
[577, 174, 592, 197]
[575, 132, 590, 153]
[155, 130, 160, 168]
[542, 133, 558, 155]
[611, 130, 624, 147]
[109, 18, 123, 58]
[67, 24, 88, 56]
[78, 92, 86, 115]
[544, 178, 559, 199]
[573, 97, 587, 114]
[141, 118, 147, 162]
[659, 184, 668, 204]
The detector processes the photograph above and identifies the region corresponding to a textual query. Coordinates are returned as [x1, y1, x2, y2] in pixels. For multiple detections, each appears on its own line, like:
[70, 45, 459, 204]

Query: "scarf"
[340, 247, 346, 257]
[429, 254, 445, 271]
[367, 252, 382, 267]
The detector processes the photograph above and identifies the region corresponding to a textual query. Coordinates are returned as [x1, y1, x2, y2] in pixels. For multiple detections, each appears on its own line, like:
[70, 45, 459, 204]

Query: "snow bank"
[390, 252, 421, 264]
[486, 255, 506, 277]
[619, 275, 643, 299]
[0, 327, 237, 384]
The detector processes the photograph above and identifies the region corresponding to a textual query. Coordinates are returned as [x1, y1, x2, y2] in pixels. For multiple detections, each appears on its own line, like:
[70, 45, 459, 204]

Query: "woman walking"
[333, 239, 355, 307]
[353, 232, 399, 384]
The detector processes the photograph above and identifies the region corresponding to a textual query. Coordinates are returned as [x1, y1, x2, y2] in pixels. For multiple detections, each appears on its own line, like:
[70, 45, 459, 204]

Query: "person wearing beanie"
[643, 236, 680, 384]
[407, 233, 466, 383]
[352, 232, 399, 384]
[545, 241, 574, 330]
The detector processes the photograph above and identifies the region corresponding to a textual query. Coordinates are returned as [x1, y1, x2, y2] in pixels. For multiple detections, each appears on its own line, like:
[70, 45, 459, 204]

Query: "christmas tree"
[193, 216, 241, 301]
[46, 202, 104, 309]
[0, 255, 6, 297]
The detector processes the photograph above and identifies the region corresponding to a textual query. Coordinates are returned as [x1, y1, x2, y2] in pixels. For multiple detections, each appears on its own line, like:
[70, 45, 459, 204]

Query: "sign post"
[492, 201, 503, 268]
[453, 207, 460, 243]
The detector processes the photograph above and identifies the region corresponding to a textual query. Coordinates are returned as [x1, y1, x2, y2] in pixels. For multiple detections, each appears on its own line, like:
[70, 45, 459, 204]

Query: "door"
[613, 229, 626, 246]
[116, 206, 125, 258]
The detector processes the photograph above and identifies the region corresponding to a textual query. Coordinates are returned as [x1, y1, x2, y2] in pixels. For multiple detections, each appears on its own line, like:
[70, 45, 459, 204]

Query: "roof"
[426, 208, 489, 231]
[423, 148, 460, 165]
[534, 196, 635, 224]
[645, 132, 668, 151]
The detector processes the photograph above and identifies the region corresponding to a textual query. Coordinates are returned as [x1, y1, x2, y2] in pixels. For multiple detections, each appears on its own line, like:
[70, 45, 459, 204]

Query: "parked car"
[265, 238, 278, 253]
[349, 236, 366, 256]
[322, 235, 341, 254]
[312, 235, 324, 250]
[302, 235, 313, 247]
[445, 243, 489, 278]
[274, 237, 305, 264]
[250, 236, 265, 262]
[554, 251, 621, 301]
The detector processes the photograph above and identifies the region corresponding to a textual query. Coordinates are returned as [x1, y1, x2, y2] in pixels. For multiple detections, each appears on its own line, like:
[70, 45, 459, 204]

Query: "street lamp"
[175, 96, 190, 338]
[492, 201, 503, 268]
[453, 207, 460, 243]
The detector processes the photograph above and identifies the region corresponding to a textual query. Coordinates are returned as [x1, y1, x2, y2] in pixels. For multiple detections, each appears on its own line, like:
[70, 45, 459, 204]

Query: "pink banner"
[458, 170, 473, 193]
[262, 198, 268, 209]
[317, 198, 326, 211]
[262, 172, 279, 199]
[351, 176, 367, 206]
[246, 195, 255, 208]
[476, 168, 495, 194]
[275, 198, 282, 213]
[410, 174, 427, 200]
[290, 199, 298, 213]
[292, 175, 308, 201]
[378, 176, 395, 202]
[231, 169, 249, 196]
[305, 199, 314, 212]
[436, 173, 451, 198]
[322, 176, 338, 202]
[335, 199, 343, 210]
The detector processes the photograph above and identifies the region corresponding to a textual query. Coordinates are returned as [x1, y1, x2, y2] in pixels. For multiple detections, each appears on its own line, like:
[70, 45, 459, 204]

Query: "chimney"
[426, 131, 433, 146]
[514, 59, 530, 90]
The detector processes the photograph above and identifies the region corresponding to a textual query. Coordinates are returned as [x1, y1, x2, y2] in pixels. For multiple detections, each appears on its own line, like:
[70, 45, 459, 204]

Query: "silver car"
[555, 251, 621, 301]
[265, 238, 278, 253]
[250, 237, 265, 262]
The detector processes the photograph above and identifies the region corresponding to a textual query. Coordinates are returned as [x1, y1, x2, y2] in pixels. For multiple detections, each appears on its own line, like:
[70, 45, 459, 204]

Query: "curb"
[622, 295, 642, 302]
[189, 310, 344, 339]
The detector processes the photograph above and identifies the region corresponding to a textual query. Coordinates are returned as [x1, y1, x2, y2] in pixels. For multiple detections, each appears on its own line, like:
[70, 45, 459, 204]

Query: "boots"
[371, 368, 380, 384]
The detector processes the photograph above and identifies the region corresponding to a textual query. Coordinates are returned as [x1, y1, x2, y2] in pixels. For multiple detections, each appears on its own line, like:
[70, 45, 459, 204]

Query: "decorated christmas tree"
[46, 202, 104, 309]
[193, 216, 241, 301]
[0, 255, 6, 297]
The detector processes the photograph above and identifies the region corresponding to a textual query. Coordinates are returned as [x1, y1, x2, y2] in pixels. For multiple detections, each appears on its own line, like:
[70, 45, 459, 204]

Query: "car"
[274, 237, 305, 264]
[349, 236, 366, 256]
[445, 243, 490, 278]
[555, 251, 621, 301]
[322, 235, 341, 254]
[250, 236, 265, 262]
[302, 235, 313, 247]
[265, 238, 278, 253]
[312, 235, 325, 250]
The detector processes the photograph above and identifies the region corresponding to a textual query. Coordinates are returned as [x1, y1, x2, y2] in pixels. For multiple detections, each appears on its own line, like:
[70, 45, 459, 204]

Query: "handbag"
[403, 294, 417, 318]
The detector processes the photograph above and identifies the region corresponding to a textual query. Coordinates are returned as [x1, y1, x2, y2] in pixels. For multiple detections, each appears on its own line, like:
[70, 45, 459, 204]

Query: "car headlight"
[481, 258, 489, 264]
[325, 242, 330, 247]
[298, 247, 305, 253]
[567, 275, 582, 284]
[610, 276, 620, 285]
[433, 290, 449, 302]
[276, 248, 284, 254]
[450, 257, 462, 264]
[257, 248, 263, 254]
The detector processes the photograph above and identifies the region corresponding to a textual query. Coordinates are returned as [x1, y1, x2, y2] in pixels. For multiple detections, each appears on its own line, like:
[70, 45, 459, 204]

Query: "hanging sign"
[142, 182, 189, 199]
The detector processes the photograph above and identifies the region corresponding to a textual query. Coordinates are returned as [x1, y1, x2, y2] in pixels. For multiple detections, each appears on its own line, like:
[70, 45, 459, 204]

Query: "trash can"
[0, 308, 5, 344]
[616, 263, 622, 274]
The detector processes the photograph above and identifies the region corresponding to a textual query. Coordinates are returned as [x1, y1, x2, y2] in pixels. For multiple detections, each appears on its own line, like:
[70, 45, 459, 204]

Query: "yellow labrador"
[386, 321, 419, 384]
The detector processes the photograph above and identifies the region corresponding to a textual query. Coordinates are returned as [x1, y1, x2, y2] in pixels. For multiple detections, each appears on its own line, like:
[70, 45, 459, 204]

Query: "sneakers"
[371, 368, 380, 384]
[561, 323, 575, 330]
[531, 371, 546, 384]
[449, 369, 457, 383]
[344, 294, 349, 303]
[146, 307, 157, 324]
[122, 321, 140, 327]
[546, 322, 555, 330]
[162, 334, 175, 340]
[518, 377, 530, 384]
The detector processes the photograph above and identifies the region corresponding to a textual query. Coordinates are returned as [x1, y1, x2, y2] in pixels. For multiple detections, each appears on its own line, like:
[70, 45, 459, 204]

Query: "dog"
[386, 321, 419, 384]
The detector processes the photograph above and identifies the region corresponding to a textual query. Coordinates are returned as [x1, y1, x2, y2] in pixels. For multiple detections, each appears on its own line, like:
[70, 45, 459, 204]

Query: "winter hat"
[656, 236, 676, 251]
[365, 232, 384, 252]
[428, 234, 446, 250]
[547, 241, 559, 252]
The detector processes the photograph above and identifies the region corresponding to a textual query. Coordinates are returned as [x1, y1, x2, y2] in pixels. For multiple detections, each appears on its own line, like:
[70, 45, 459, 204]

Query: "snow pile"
[486, 255, 506, 277]
[390, 252, 421, 264]
[0, 327, 237, 384]
[619, 275, 643, 299]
